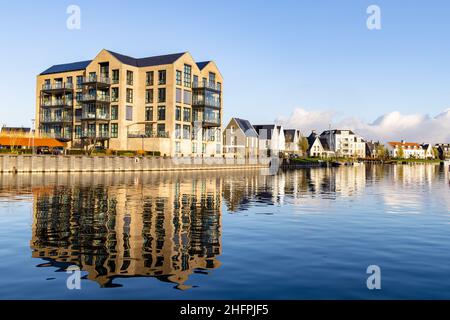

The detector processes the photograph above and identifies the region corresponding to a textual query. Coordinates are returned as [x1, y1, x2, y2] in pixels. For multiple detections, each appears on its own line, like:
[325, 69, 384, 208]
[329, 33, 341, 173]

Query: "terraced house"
[36, 49, 223, 157]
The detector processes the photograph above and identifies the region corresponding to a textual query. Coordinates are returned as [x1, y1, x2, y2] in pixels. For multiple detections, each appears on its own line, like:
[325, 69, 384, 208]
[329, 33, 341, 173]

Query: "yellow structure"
[36, 49, 223, 157]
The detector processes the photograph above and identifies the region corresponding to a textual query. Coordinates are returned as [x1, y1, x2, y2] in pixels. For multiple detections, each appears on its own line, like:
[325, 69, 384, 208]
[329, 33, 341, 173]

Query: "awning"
[0, 136, 66, 148]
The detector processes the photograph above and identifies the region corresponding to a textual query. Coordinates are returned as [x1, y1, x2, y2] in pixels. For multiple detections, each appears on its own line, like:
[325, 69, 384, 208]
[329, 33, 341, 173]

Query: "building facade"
[387, 141, 426, 159]
[319, 130, 366, 158]
[36, 49, 223, 157]
[253, 125, 285, 157]
[284, 129, 301, 155]
[223, 118, 259, 158]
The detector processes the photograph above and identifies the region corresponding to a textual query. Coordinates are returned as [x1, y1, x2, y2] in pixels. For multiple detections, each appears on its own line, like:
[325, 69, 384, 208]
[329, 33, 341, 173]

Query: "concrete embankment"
[0, 155, 269, 173]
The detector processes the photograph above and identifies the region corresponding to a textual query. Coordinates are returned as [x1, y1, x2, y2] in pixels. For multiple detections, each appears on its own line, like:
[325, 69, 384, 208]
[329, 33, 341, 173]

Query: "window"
[158, 106, 166, 120]
[209, 72, 216, 85]
[126, 88, 133, 103]
[67, 76, 73, 84]
[175, 124, 181, 139]
[146, 71, 154, 86]
[111, 88, 119, 102]
[192, 142, 197, 153]
[76, 92, 83, 104]
[183, 90, 192, 105]
[145, 89, 153, 104]
[111, 124, 118, 138]
[183, 125, 190, 139]
[202, 143, 206, 154]
[111, 105, 118, 120]
[75, 125, 81, 139]
[176, 88, 182, 103]
[145, 107, 153, 121]
[126, 71, 133, 85]
[184, 64, 192, 87]
[183, 107, 191, 122]
[158, 70, 166, 85]
[112, 70, 119, 83]
[158, 88, 166, 103]
[76, 76, 83, 88]
[175, 106, 182, 121]
[193, 75, 198, 87]
[176, 70, 182, 86]
[217, 82, 222, 92]
[157, 124, 166, 136]
[192, 109, 199, 122]
[175, 141, 181, 153]
[126, 106, 133, 121]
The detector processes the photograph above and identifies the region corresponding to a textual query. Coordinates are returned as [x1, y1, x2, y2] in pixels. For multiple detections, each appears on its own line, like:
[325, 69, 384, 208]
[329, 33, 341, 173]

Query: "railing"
[42, 132, 72, 140]
[42, 83, 74, 91]
[79, 94, 110, 102]
[81, 112, 110, 121]
[127, 131, 170, 139]
[192, 80, 221, 92]
[192, 96, 221, 108]
[40, 116, 73, 123]
[41, 100, 73, 107]
[82, 76, 111, 85]
[81, 130, 110, 139]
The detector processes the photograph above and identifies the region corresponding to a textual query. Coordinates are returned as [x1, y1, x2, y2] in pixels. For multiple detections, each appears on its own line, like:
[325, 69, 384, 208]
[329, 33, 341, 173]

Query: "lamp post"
[31, 119, 35, 155]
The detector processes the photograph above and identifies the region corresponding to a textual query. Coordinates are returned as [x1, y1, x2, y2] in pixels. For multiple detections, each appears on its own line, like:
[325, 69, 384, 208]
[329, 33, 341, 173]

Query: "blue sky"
[1, 0, 450, 128]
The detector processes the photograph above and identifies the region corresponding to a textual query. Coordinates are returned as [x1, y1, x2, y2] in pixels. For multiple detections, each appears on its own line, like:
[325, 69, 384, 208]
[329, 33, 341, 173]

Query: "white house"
[387, 141, 425, 159]
[253, 125, 285, 157]
[223, 118, 259, 158]
[306, 130, 334, 158]
[284, 129, 301, 155]
[421, 144, 435, 159]
[319, 129, 366, 158]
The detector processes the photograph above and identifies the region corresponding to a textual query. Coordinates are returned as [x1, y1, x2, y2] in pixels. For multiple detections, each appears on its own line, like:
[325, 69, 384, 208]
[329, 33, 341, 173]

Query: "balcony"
[79, 94, 110, 103]
[41, 82, 74, 93]
[127, 131, 170, 139]
[81, 130, 110, 140]
[81, 75, 111, 87]
[42, 132, 72, 141]
[41, 100, 73, 108]
[192, 80, 221, 92]
[40, 115, 73, 124]
[81, 112, 110, 121]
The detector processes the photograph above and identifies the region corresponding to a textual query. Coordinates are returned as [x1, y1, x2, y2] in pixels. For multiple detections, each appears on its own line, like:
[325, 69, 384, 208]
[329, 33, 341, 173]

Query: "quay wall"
[0, 155, 269, 173]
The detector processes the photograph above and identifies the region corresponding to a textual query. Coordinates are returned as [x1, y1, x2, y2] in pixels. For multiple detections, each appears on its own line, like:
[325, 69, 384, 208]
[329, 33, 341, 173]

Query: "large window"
[175, 124, 181, 139]
[183, 90, 192, 105]
[209, 72, 216, 85]
[112, 70, 119, 84]
[158, 70, 166, 85]
[158, 106, 166, 121]
[75, 125, 81, 139]
[175, 106, 182, 121]
[158, 88, 166, 103]
[126, 71, 133, 85]
[183, 125, 190, 139]
[126, 106, 133, 121]
[157, 124, 166, 137]
[176, 70, 182, 86]
[111, 105, 118, 120]
[111, 124, 118, 138]
[184, 64, 192, 87]
[176, 88, 182, 103]
[126, 88, 133, 103]
[146, 71, 154, 86]
[111, 88, 119, 102]
[145, 106, 153, 121]
[145, 89, 153, 103]
[183, 107, 191, 122]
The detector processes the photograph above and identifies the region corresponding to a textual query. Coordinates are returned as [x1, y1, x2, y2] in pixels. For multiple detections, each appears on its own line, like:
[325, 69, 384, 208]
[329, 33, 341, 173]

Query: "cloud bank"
[276, 108, 450, 144]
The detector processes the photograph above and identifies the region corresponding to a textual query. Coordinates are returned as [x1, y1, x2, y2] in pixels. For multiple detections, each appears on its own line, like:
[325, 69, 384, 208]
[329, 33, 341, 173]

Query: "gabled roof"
[40, 60, 92, 75]
[388, 141, 421, 148]
[233, 118, 258, 138]
[321, 129, 355, 135]
[196, 61, 211, 70]
[107, 50, 186, 67]
[253, 125, 277, 140]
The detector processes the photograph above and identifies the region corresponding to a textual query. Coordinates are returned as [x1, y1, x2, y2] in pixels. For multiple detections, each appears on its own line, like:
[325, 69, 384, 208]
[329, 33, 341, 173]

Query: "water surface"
[0, 164, 449, 299]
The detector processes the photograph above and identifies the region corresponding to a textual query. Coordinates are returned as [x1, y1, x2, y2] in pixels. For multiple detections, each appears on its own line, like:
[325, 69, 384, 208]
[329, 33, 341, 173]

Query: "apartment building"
[319, 130, 366, 158]
[36, 49, 223, 157]
[386, 141, 426, 159]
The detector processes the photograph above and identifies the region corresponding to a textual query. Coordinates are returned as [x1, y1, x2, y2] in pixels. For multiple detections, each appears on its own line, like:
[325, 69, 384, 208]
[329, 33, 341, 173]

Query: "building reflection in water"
[0, 164, 446, 290]
[29, 173, 222, 290]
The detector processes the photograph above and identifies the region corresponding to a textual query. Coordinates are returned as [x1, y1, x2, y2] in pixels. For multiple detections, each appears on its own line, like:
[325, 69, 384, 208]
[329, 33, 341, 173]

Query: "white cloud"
[276, 108, 450, 144]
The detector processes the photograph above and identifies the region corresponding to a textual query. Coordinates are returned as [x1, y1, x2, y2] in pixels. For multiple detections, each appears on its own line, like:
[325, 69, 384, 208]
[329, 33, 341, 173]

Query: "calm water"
[0, 164, 449, 300]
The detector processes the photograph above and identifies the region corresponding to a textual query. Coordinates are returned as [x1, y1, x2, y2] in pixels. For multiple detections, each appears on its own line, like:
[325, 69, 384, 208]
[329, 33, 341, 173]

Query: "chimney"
[401, 140, 406, 144]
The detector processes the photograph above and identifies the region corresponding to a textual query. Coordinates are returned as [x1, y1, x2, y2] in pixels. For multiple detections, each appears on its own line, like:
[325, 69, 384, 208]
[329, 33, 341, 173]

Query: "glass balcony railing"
[81, 130, 110, 139]
[79, 94, 110, 102]
[81, 112, 110, 121]
[40, 115, 73, 123]
[41, 100, 73, 107]
[192, 80, 221, 92]
[42, 83, 74, 91]
[127, 131, 170, 139]
[82, 76, 111, 86]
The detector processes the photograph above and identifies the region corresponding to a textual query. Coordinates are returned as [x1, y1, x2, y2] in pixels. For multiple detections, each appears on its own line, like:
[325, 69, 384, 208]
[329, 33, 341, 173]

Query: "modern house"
[435, 143, 450, 160]
[306, 130, 334, 158]
[253, 125, 285, 157]
[36, 49, 223, 157]
[421, 144, 435, 159]
[319, 129, 366, 158]
[223, 118, 259, 158]
[284, 129, 302, 155]
[386, 141, 425, 159]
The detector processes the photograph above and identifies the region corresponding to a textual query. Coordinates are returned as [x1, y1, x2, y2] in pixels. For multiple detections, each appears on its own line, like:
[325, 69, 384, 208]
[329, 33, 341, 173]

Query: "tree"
[299, 137, 309, 156]
[433, 147, 440, 160]
[397, 147, 404, 159]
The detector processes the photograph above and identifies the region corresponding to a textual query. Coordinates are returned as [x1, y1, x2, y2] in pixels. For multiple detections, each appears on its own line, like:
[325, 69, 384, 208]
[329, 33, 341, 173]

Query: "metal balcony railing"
[40, 116, 73, 123]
